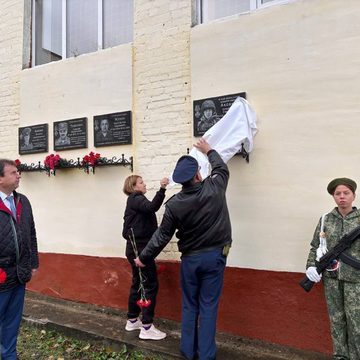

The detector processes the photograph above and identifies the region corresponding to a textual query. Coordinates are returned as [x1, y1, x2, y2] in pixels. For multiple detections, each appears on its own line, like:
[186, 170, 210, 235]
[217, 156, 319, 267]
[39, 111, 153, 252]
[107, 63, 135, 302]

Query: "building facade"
[2, 0, 360, 354]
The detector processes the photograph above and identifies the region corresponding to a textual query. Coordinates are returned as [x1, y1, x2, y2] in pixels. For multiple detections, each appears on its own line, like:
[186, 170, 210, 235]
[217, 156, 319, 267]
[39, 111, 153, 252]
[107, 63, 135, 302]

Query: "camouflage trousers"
[323, 277, 360, 360]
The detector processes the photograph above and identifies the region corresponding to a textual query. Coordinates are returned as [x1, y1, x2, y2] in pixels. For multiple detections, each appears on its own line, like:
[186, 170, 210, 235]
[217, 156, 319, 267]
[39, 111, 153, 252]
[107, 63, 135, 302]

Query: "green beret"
[327, 178, 357, 195]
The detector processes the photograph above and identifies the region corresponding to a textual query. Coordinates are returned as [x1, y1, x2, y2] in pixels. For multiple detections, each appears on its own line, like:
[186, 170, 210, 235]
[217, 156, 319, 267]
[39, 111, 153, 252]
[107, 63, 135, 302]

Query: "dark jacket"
[0, 191, 39, 292]
[139, 150, 232, 263]
[122, 188, 166, 244]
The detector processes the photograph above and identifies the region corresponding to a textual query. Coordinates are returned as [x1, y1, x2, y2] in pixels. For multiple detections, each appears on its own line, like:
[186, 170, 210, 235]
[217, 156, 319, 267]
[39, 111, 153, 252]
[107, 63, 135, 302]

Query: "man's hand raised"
[194, 138, 212, 154]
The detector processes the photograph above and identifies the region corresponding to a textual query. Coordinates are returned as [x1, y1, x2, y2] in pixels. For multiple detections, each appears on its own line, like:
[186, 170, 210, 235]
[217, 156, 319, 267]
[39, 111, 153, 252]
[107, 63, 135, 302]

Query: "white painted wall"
[191, 0, 360, 271]
[19, 45, 133, 256]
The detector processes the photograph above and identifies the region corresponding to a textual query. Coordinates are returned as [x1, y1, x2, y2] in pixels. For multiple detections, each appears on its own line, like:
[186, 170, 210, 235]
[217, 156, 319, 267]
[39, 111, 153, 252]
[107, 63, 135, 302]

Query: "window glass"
[103, 0, 133, 48]
[202, 0, 251, 23]
[31, 0, 134, 66]
[66, 0, 98, 57]
[34, 0, 62, 66]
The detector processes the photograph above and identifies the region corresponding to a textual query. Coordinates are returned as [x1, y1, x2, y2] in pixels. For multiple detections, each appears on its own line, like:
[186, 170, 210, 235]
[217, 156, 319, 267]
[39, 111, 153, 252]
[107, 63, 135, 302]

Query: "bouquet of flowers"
[81, 152, 102, 174]
[44, 154, 61, 170]
[43, 154, 63, 176]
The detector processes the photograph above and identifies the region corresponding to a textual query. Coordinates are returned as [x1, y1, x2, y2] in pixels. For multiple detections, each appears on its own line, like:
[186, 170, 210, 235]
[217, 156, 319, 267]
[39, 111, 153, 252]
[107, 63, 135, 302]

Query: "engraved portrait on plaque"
[54, 118, 87, 151]
[193, 92, 246, 137]
[19, 124, 48, 155]
[94, 111, 132, 147]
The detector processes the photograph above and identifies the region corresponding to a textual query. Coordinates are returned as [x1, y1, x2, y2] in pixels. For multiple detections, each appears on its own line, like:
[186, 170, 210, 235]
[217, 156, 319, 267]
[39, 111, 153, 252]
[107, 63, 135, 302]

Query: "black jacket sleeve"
[132, 188, 166, 213]
[138, 206, 177, 263]
[207, 149, 229, 190]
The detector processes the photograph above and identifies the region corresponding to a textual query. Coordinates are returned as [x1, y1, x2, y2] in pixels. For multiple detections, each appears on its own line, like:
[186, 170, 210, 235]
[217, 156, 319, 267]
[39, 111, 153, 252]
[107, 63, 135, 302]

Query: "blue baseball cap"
[173, 155, 199, 184]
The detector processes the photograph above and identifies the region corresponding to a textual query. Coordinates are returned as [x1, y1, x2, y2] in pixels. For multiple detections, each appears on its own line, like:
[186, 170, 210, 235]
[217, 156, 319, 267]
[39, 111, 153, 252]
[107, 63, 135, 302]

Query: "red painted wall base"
[28, 253, 332, 354]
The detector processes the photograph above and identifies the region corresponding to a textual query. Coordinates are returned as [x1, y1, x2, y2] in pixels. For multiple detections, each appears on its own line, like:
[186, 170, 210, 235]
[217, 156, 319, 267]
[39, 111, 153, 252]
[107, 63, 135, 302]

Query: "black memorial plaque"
[19, 124, 48, 155]
[193, 92, 246, 137]
[94, 111, 132, 147]
[54, 118, 87, 151]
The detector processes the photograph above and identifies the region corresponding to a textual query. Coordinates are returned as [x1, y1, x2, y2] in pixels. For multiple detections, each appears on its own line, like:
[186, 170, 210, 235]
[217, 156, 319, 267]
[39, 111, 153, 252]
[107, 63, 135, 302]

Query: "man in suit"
[0, 159, 39, 360]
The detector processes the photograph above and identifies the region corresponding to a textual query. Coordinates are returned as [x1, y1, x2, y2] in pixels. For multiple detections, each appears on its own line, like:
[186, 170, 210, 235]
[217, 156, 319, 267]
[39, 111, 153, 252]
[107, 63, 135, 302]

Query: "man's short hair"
[0, 159, 17, 177]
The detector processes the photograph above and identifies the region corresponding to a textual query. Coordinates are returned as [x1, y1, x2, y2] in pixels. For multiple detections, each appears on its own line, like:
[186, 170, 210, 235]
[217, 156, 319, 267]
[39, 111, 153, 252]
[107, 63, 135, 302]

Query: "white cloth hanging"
[169, 97, 258, 184]
[169, 96, 258, 184]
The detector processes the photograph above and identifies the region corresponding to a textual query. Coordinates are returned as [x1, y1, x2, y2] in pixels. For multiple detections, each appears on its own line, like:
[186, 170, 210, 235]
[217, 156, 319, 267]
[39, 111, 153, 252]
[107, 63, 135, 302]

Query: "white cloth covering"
[170, 97, 258, 184]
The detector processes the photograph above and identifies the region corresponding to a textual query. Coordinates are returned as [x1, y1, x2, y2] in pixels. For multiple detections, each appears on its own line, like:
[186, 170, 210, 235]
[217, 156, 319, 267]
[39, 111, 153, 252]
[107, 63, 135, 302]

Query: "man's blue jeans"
[180, 248, 226, 360]
[0, 284, 26, 360]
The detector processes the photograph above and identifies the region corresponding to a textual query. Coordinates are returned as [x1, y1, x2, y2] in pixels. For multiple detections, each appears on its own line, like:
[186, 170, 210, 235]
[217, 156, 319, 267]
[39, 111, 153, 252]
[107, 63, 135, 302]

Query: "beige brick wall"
[133, 0, 192, 182]
[133, 1, 193, 259]
[0, 0, 23, 157]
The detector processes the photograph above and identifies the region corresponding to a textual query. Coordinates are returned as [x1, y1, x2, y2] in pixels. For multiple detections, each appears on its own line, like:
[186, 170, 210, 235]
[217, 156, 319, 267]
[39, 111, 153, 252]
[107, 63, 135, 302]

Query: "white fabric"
[306, 266, 322, 283]
[169, 97, 258, 184]
[316, 213, 329, 261]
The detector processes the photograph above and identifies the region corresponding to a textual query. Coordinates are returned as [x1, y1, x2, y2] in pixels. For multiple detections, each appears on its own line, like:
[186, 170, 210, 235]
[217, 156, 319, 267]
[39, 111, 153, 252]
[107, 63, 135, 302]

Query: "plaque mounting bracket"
[16, 154, 133, 176]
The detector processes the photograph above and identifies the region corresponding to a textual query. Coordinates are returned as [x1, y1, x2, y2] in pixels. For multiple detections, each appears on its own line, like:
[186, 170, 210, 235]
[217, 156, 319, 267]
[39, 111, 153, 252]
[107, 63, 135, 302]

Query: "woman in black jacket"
[122, 174, 168, 340]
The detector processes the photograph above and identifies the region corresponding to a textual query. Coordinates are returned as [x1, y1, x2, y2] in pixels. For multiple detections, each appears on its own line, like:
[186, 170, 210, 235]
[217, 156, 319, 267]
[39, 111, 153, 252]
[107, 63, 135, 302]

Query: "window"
[32, 0, 133, 66]
[197, 0, 282, 23]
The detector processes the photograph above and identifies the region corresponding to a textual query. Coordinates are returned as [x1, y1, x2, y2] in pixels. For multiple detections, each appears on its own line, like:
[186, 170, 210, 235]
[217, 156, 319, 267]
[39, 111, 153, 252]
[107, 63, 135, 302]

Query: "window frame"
[31, 0, 130, 67]
[196, 0, 292, 24]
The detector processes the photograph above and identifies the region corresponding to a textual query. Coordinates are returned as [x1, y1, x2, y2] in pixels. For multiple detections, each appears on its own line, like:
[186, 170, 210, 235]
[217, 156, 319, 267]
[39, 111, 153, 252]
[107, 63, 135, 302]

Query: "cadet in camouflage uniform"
[306, 178, 360, 360]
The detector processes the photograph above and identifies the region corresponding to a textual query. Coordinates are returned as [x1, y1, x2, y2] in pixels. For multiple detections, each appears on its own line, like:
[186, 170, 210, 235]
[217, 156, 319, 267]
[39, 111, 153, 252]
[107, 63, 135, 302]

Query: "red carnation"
[15, 159, 21, 167]
[44, 154, 61, 170]
[82, 152, 101, 166]
[136, 299, 151, 308]
[0, 268, 7, 284]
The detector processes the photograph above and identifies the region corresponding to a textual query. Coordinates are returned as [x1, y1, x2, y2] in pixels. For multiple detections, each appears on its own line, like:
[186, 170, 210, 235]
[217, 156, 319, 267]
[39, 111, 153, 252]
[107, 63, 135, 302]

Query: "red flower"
[15, 159, 21, 166]
[44, 154, 61, 170]
[136, 299, 152, 308]
[82, 152, 101, 167]
[0, 268, 7, 284]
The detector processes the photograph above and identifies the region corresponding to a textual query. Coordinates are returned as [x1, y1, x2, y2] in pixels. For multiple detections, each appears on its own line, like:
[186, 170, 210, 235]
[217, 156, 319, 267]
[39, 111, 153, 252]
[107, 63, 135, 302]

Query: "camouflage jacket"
[306, 207, 360, 282]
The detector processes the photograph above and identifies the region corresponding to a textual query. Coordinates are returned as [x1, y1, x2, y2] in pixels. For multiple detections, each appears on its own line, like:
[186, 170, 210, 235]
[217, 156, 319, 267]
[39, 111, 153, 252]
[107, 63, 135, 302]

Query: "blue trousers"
[180, 248, 226, 360]
[0, 284, 26, 360]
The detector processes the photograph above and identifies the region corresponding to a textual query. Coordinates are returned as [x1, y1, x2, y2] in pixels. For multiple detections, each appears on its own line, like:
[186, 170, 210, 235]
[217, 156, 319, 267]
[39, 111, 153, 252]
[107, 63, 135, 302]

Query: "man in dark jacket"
[0, 159, 39, 360]
[135, 138, 232, 360]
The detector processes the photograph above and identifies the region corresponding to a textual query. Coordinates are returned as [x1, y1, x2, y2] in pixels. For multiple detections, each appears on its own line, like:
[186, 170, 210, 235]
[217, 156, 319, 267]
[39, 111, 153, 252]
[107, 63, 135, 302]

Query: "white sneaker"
[139, 324, 167, 340]
[125, 318, 142, 331]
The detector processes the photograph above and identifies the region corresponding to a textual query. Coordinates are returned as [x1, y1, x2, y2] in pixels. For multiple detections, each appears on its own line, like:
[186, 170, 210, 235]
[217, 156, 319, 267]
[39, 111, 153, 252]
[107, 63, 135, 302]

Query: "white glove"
[306, 266, 322, 283]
